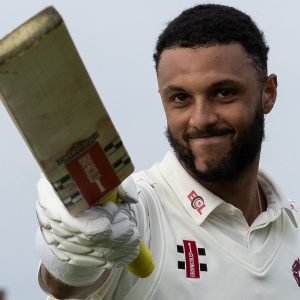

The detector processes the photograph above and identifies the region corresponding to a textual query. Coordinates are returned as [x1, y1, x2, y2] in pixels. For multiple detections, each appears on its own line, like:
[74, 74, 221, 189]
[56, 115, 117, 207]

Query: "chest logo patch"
[177, 240, 207, 279]
[292, 258, 300, 287]
[187, 190, 206, 215]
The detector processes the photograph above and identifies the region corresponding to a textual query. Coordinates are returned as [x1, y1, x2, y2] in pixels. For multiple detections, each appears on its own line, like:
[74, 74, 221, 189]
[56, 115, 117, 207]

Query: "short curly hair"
[153, 4, 269, 81]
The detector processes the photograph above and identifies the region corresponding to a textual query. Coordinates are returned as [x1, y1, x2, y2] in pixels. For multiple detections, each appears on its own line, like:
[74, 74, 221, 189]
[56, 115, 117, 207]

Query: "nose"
[189, 97, 219, 129]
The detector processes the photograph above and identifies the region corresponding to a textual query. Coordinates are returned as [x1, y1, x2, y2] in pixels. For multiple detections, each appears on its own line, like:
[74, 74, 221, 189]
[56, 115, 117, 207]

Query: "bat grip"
[102, 189, 155, 278]
[128, 241, 154, 278]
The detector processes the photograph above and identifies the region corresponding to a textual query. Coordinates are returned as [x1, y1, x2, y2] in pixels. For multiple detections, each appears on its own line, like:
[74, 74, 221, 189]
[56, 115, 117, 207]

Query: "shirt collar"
[158, 151, 298, 228]
[158, 151, 223, 226]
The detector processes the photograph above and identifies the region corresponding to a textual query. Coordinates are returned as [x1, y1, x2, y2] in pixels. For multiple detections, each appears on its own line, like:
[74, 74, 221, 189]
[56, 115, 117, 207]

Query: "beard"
[166, 104, 265, 182]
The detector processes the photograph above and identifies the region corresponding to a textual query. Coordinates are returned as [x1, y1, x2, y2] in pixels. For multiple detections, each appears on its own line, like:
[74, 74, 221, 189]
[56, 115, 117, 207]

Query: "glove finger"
[49, 244, 70, 262]
[40, 227, 107, 267]
[37, 176, 66, 223]
[37, 176, 101, 237]
[40, 228, 73, 262]
[36, 201, 51, 229]
[67, 232, 110, 246]
[64, 251, 107, 267]
[38, 177, 117, 238]
[41, 227, 58, 246]
[55, 236, 93, 255]
[45, 223, 110, 249]
[48, 220, 73, 238]
[37, 200, 77, 239]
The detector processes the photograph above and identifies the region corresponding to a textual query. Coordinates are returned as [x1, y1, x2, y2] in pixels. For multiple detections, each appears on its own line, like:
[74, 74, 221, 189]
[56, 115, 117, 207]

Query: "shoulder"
[132, 164, 170, 201]
[287, 200, 300, 227]
[258, 170, 300, 228]
[132, 151, 176, 187]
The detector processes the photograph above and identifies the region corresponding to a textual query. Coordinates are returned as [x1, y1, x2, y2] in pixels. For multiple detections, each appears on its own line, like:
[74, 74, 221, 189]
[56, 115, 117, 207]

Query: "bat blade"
[0, 7, 134, 216]
[0, 7, 155, 279]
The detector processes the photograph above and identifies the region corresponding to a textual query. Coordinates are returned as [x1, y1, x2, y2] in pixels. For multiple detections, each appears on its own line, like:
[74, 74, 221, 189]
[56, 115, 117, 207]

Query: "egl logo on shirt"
[187, 190, 206, 215]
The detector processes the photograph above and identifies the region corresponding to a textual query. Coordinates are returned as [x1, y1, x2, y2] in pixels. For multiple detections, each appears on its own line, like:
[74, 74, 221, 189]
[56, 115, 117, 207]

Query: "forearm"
[38, 264, 111, 299]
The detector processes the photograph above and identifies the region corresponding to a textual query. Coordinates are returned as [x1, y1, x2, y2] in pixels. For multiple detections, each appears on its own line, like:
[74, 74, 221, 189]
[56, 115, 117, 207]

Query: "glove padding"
[36, 176, 140, 269]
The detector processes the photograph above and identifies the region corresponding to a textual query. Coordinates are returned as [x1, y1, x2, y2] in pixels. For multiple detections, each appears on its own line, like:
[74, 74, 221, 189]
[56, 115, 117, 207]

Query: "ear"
[262, 74, 277, 114]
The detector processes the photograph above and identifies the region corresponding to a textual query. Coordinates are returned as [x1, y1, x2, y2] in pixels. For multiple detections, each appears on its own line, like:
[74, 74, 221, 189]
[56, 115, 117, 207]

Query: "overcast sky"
[0, 1, 299, 299]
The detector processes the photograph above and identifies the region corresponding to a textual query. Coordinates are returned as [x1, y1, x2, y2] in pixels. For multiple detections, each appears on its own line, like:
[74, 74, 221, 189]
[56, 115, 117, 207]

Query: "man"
[36, 4, 300, 299]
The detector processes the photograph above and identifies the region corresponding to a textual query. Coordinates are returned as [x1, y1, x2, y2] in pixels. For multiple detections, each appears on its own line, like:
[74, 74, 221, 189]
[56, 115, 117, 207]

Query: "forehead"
[157, 44, 258, 91]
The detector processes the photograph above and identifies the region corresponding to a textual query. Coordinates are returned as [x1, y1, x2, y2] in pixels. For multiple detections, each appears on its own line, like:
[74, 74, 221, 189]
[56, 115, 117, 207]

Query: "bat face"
[0, 6, 155, 279]
[0, 7, 133, 215]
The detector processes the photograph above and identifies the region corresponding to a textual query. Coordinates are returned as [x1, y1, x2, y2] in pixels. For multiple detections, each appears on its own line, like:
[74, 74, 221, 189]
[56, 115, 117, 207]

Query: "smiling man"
[158, 43, 275, 224]
[37, 4, 300, 300]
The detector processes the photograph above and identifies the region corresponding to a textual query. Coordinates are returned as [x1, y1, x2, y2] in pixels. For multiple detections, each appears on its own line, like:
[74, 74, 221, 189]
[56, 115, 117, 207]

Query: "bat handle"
[127, 241, 154, 278]
[102, 189, 155, 278]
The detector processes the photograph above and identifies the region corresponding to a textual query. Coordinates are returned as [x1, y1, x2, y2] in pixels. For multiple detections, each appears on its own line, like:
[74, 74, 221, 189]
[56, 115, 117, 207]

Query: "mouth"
[187, 133, 233, 146]
[184, 128, 234, 146]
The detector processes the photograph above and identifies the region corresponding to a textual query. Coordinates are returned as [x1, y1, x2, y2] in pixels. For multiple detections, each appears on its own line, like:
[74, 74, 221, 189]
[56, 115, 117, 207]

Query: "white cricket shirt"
[51, 151, 300, 299]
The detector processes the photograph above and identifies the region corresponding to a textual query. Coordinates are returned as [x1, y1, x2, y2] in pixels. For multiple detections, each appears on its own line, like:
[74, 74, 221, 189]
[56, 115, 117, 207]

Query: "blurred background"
[0, 0, 299, 299]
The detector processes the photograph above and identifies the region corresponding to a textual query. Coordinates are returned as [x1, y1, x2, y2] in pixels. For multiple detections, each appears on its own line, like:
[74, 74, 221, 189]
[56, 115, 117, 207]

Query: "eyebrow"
[209, 79, 243, 89]
[161, 79, 243, 96]
[161, 85, 187, 96]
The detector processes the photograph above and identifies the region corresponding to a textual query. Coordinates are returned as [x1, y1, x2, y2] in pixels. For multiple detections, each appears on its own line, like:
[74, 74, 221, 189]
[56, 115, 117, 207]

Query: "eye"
[219, 90, 232, 96]
[213, 88, 237, 101]
[170, 93, 190, 102]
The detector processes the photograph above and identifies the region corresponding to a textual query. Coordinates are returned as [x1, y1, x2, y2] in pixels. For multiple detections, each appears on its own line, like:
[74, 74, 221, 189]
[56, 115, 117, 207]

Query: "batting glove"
[36, 175, 140, 286]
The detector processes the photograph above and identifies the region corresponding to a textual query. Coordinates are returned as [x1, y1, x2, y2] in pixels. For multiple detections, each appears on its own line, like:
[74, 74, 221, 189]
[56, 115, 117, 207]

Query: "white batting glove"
[36, 175, 140, 286]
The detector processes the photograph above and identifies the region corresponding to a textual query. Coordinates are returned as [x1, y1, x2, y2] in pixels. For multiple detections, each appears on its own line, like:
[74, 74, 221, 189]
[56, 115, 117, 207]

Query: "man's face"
[157, 44, 276, 182]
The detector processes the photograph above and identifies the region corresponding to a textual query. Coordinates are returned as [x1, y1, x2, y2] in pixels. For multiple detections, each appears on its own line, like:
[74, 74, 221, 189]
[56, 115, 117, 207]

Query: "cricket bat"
[0, 6, 154, 278]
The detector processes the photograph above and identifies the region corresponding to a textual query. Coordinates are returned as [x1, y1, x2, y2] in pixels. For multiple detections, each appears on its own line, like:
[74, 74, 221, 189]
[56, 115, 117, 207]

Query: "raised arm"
[36, 176, 141, 299]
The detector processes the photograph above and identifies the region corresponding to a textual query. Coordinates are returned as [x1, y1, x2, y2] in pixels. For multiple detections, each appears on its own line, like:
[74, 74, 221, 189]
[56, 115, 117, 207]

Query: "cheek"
[219, 103, 256, 133]
[236, 104, 259, 129]
[166, 112, 189, 138]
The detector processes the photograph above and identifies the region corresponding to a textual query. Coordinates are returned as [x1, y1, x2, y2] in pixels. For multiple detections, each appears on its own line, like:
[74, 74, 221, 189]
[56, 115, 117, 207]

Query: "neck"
[195, 157, 266, 225]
